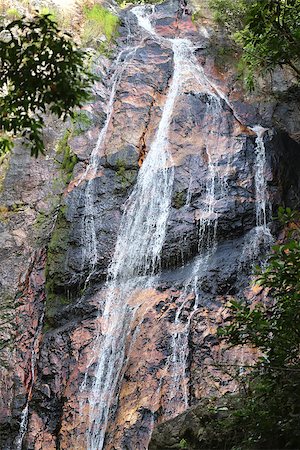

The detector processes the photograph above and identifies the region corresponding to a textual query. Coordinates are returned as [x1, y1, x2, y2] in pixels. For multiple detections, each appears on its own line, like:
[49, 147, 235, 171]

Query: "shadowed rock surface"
[1, 1, 300, 449]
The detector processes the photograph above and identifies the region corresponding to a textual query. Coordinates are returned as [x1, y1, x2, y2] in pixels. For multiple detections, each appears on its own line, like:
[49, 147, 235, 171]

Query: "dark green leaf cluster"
[216, 208, 300, 448]
[0, 14, 98, 156]
[209, 0, 300, 89]
[220, 208, 300, 367]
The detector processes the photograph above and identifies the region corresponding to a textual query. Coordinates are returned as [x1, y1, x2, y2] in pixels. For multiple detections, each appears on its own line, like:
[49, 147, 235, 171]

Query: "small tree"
[209, 0, 300, 89]
[0, 13, 97, 156]
[218, 207, 300, 448]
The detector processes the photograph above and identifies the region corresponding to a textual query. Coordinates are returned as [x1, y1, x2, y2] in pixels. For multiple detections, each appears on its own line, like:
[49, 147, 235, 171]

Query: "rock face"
[1, 1, 300, 450]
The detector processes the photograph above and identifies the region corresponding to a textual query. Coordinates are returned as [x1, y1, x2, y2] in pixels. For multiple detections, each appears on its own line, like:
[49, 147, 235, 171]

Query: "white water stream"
[78, 42, 141, 286]
[240, 126, 273, 265]
[252, 125, 272, 234]
[166, 95, 233, 411]
[80, 5, 232, 448]
[80, 5, 272, 449]
[81, 7, 187, 449]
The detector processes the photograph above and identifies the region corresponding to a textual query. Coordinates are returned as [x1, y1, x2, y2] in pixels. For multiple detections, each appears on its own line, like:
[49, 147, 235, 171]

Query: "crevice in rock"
[138, 97, 156, 167]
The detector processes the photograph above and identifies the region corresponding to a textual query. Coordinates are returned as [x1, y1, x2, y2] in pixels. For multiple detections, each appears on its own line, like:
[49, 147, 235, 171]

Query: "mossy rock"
[172, 191, 187, 209]
[44, 205, 73, 328]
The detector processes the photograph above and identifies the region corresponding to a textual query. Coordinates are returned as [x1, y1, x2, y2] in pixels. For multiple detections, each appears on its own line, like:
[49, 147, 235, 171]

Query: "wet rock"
[1, 0, 300, 449]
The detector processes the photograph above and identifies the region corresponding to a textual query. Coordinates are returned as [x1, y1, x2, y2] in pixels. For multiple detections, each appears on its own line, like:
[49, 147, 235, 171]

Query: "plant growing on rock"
[0, 13, 97, 156]
[215, 207, 300, 448]
[55, 129, 79, 182]
[209, 0, 300, 89]
[81, 3, 119, 51]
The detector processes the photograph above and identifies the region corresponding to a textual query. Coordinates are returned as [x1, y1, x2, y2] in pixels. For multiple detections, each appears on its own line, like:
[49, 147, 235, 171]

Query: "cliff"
[0, 1, 300, 449]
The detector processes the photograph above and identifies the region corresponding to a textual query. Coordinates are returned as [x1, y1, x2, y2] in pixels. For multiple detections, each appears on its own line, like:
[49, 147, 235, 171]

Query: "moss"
[0, 153, 10, 192]
[56, 129, 79, 182]
[0, 205, 9, 222]
[191, 9, 205, 23]
[44, 204, 71, 329]
[5, 7, 21, 19]
[98, 41, 113, 57]
[116, 158, 127, 183]
[173, 191, 186, 209]
[0, 202, 25, 222]
[81, 4, 119, 48]
[114, 159, 137, 191]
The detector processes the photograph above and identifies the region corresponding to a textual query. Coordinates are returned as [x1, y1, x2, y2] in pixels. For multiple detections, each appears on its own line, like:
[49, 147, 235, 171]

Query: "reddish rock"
[1, 1, 300, 449]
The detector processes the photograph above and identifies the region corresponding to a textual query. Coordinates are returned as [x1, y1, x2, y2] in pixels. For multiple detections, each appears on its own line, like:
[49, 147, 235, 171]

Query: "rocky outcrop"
[1, 1, 300, 449]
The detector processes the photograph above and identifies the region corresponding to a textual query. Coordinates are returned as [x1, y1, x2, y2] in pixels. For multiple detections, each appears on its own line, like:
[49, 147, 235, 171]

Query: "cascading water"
[80, 5, 241, 447]
[252, 125, 272, 235]
[166, 94, 233, 412]
[77, 42, 140, 286]
[240, 125, 273, 266]
[81, 7, 199, 449]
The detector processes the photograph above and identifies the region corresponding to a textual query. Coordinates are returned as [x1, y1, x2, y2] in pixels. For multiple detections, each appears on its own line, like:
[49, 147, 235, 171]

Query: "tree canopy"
[217, 207, 300, 448]
[209, 0, 300, 89]
[0, 13, 97, 156]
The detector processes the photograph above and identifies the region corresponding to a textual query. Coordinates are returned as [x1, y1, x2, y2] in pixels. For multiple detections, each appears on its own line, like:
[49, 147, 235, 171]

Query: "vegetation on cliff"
[209, 0, 300, 89]
[216, 208, 300, 449]
[172, 209, 300, 449]
[0, 0, 121, 158]
[0, 13, 97, 156]
[81, 3, 119, 52]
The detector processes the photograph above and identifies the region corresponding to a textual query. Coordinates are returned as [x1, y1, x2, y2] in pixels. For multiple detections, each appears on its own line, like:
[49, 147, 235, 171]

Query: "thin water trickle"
[77, 44, 141, 287]
[252, 125, 271, 231]
[240, 126, 273, 266]
[15, 312, 44, 450]
[166, 95, 232, 412]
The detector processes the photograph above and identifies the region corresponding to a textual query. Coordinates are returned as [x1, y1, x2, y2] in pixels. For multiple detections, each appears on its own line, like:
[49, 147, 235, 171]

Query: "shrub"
[81, 4, 119, 47]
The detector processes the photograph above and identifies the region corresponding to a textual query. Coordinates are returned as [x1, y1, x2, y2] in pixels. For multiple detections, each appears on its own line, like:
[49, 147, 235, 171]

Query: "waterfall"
[78, 5, 241, 446]
[166, 94, 233, 412]
[252, 125, 272, 234]
[240, 125, 273, 266]
[81, 7, 198, 449]
[77, 43, 140, 286]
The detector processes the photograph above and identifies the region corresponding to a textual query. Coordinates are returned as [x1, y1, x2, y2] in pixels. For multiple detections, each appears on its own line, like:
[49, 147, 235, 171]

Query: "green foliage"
[81, 4, 119, 48]
[209, 0, 249, 32]
[216, 208, 300, 448]
[0, 14, 97, 156]
[179, 438, 189, 449]
[191, 10, 203, 23]
[39, 7, 57, 22]
[220, 210, 300, 367]
[56, 129, 78, 181]
[209, 0, 300, 89]
[45, 204, 71, 328]
[173, 191, 186, 209]
[5, 8, 21, 20]
[71, 110, 93, 135]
